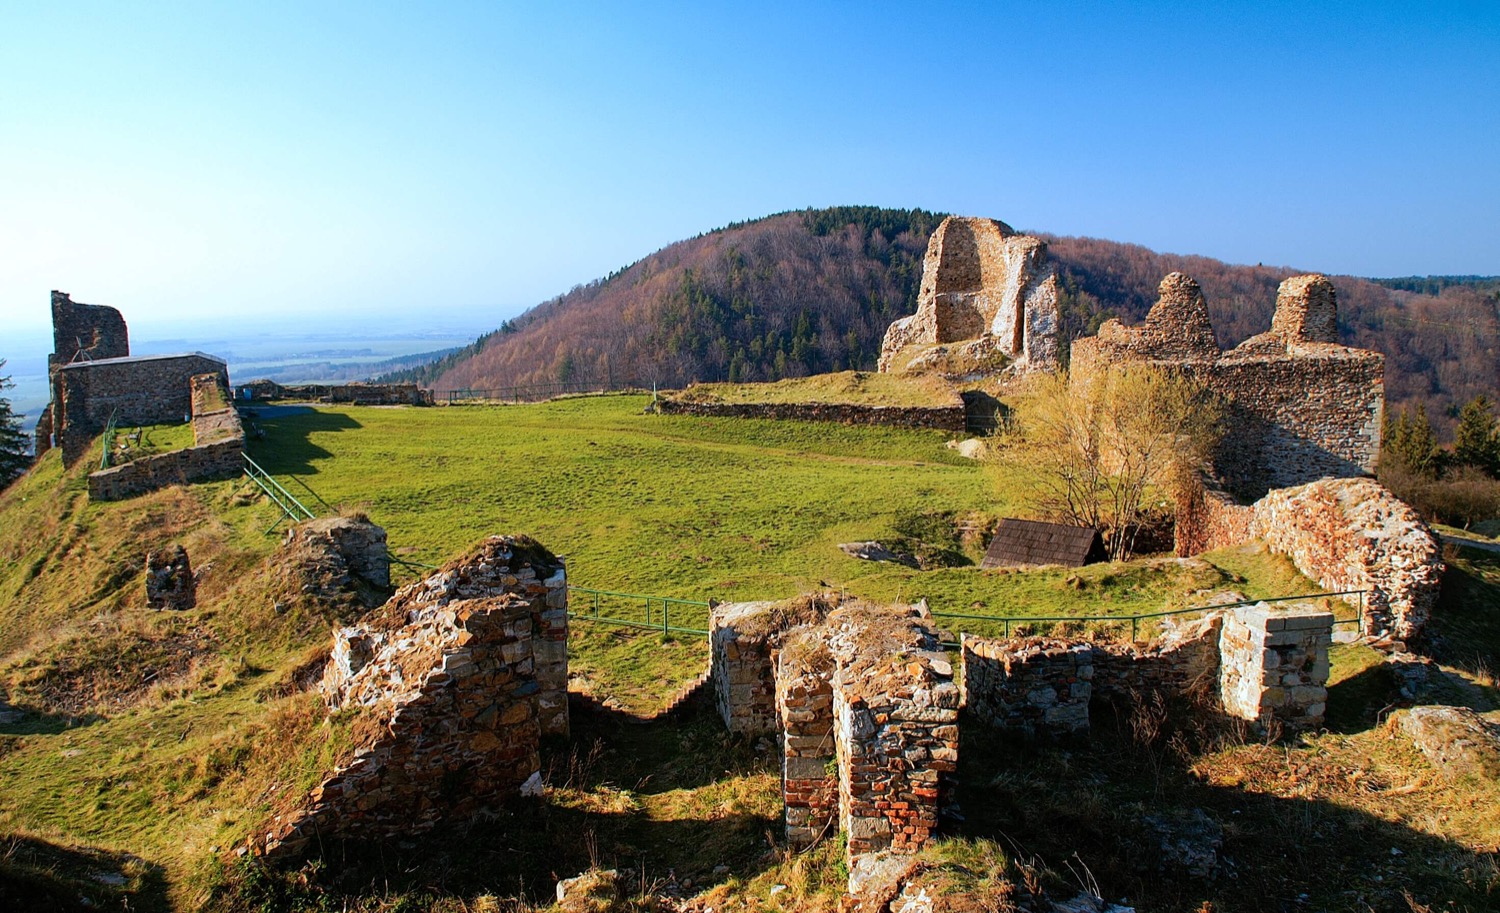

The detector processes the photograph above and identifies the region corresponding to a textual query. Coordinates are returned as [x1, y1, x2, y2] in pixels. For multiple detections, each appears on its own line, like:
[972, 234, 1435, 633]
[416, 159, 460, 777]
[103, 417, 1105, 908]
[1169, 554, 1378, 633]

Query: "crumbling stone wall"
[236, 379, 434, 406]
[276, 516, 392, 601]
[38, 290, 127, 456]
[878, 216, 1060, 373]
[961, 639, 1093, 736]
[710, 598, 958, 867]
[57, 353, 229, 465]
[144, 545, 196, 611]
[253, 535, 565, 857]
[964, 607, 1331, 735]
[1071, 273, 1384, 498]
[1248, 478, 1442, 639]
[1218, 604, 1331, 729]
[87, 373, 245, 501]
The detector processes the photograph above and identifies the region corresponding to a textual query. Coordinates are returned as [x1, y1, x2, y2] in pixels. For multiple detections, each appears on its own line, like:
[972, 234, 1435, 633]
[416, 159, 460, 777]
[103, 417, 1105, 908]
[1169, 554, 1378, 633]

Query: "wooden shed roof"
[981, 519, 1107, 569]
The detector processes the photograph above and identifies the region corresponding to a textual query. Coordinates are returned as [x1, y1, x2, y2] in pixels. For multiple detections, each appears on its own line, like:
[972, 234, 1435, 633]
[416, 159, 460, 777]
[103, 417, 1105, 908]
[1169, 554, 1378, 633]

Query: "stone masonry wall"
[1218, 604, 1331, 730]
[711, 598, 830, 734]
[776, 631, 838, 846]
[1173, 477, 1254, 558]
[88, 373, 245, 501]
[961, 638, 1093, 736]
[878, 216, 1060, 373]
[828, 604, 959, 861]
[236, 380, 434, 406]
[253, 535, 565, 857]
[58, 353, 229, 465]
[1248, 478, 1443, 639]
[656, 399, 966, 433]
[1070, 273, 1384, 499]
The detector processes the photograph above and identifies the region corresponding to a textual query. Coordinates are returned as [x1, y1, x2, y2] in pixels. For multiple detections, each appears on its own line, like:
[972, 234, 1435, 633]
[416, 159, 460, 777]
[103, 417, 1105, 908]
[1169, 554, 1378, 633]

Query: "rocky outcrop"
[878, 216, 1060, 374]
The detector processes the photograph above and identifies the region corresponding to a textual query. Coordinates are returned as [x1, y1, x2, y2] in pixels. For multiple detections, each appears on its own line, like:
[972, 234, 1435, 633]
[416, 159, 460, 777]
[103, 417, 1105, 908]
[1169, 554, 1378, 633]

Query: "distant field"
[247, 394, 1322, 706]
[671, 371, 961, 407]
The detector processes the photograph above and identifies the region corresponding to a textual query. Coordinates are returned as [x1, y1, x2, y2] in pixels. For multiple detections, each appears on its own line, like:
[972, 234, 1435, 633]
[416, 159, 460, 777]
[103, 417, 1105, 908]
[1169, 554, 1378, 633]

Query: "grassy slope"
[4, 395, 1475, 912]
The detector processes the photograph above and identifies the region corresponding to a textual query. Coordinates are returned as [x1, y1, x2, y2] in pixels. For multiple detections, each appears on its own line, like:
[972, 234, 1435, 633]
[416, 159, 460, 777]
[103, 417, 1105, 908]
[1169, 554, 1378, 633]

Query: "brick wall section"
[58, 354, 229, 465]
[827, 604, 959, 861]
[1218, 604, 1331, 729]
[656, 399, 967, 433]
[776, 630, 838, 846]
[1070, 273, 1384, 499]
[88, 374, 245, 501]
[961, 638, 1092, 736]
[878, 216, 1060, 372]
[1248, 478, 1442, 639]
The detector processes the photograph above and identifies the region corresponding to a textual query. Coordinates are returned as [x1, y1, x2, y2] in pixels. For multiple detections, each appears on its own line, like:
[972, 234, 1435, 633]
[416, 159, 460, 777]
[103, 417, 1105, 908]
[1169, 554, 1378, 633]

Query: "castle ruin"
[878, 216, 1061, 374]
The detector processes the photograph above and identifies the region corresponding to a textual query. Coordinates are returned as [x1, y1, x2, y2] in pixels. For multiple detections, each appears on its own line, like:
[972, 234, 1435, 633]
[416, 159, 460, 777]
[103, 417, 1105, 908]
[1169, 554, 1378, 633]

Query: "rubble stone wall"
[656, 399, 966, 433]
[280, 516, 392, 592]
[58, 353, 229, 465]
[1248, 478, 1442, 639]
[49, 290, 129, 368]
[236, 379, 433, 405]
[254, 535, 565, 857]
[1070, 273, 1384, 499]
[961, 638, 1092, 736]
[1173, 478, 1254, 557]
[711, 601, 782, 734]
[1218, 604, 1331, 729]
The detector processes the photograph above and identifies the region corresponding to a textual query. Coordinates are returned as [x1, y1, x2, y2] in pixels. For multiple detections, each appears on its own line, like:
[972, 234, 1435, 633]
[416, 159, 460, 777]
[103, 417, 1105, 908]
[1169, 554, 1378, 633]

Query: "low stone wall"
[88, 374, 246, 502]
[711, 597, 829, 734]
[1248, 478, 1442, 639]
[253, 535, 565, 858]
[962, 638, 1092, 736]
[963, 607, 1327, 735]
[656, 399, 966, 433]
[279, 516, 391, 593]
[238, 379, 433, 406]
[1219, 604, 1331, 729]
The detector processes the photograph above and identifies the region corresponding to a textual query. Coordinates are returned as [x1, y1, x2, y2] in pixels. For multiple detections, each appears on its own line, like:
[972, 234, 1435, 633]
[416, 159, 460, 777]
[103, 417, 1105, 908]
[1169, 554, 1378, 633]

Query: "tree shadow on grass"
[955, 709, 1498, 913]
[0, 834, 170, 913]
[245, 409, 362, 478]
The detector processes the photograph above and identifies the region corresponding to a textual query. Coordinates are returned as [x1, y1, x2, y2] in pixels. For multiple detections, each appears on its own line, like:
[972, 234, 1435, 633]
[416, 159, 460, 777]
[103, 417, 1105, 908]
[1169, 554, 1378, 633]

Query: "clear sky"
[2, 1, 1497, 341]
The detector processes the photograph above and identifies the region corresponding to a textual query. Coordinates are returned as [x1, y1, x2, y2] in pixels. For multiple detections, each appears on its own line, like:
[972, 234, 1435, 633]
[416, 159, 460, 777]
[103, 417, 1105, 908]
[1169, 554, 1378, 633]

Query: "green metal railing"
[928, 589, 1368, 644]
[98, 411, 119, 470]
[566, 585, 711, 636]
[561, 586, 1368, 643]
[242, 453, 316, 529]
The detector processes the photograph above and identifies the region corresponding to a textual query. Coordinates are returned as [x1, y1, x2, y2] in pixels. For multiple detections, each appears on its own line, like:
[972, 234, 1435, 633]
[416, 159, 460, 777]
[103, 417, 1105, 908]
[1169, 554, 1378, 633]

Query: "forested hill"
[395, 206, 1498, 435]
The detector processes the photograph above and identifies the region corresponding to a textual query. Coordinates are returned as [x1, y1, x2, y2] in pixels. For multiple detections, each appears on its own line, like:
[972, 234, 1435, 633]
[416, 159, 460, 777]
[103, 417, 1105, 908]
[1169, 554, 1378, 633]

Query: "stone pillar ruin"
[776, 630, 838, 846]
[1217, 604, 1331, 730]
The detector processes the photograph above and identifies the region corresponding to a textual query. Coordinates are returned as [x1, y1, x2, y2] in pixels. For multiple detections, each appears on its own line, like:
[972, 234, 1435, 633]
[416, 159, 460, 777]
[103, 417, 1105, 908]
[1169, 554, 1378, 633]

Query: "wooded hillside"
[396, 207, 1498, 437]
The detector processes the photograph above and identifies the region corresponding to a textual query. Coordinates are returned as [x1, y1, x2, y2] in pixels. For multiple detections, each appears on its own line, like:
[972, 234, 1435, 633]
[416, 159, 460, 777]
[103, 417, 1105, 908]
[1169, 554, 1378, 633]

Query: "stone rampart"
[254, 535, 565, 858]
[878, 216, 1060, 373]
[1247, 478, 1442, 639]
[656, 399, 967, 433]
[1070, 273, 1384, 498]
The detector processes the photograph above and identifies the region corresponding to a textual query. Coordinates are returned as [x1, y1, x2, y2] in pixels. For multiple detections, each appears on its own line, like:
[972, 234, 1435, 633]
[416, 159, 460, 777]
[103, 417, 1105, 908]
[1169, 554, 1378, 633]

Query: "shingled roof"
[981, 519, 1107, 568]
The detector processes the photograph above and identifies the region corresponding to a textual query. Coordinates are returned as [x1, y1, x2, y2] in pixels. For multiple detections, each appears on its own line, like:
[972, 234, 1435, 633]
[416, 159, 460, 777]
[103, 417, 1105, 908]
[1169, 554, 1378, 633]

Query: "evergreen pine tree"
[0, 360, 33, 489]
[1453, 394, 1500, 477]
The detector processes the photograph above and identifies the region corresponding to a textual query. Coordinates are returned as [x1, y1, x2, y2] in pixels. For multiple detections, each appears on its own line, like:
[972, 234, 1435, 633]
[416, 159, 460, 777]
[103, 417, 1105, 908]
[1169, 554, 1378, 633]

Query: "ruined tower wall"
[49, 291, 129, 368]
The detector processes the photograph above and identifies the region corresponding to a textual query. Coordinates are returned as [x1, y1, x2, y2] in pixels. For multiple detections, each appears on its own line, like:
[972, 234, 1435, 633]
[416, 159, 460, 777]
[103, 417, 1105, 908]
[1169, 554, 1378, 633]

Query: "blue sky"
[2, 1, 1497, 341]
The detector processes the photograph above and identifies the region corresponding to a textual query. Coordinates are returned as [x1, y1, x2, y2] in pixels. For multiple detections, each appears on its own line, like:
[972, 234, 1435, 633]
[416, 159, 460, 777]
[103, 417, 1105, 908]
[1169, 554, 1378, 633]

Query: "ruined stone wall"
[49, 290, 129, 369]
[254, 535, 565, 857]
[711, 599, 829, 734]
[1248, 478, 1442, 639]
[655, 399, 967, 433]
[961, 638, 1092, 736]
[237, 380, 434, 406]
[776, 631, 838, 846]
[57, 354, 229, 464]
[1218, 604, 1331, 729]
[88, 373, 244, 502]
[280, 516, 392, 592]
[1070, 273, 1383, 499]
[1173, 478, 1254, 557]
[826, 605, 959, 860]
[962, 616, 1222, 738]
[878, 216, 1060, 373]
